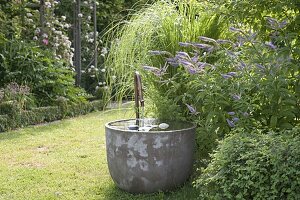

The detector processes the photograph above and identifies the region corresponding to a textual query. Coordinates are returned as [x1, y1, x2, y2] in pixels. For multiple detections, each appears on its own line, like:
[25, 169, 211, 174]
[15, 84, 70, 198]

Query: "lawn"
[0, 107, 199, 200]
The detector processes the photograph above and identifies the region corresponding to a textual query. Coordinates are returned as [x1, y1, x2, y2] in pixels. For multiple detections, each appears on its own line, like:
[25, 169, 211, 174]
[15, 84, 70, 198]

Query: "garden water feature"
[105, 72, 196, 193]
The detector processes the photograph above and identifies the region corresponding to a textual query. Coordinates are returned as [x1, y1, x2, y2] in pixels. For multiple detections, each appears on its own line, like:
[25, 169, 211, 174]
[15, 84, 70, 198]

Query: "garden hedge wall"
[0, 100, 103, 132]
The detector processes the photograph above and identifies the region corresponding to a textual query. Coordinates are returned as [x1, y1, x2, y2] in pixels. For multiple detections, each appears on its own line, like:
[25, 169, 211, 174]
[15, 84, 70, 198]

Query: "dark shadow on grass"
[95, 181, 200, 200]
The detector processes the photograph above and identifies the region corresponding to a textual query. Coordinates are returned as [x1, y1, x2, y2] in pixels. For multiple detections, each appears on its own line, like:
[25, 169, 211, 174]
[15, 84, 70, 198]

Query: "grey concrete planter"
[105, 118, 196, 194]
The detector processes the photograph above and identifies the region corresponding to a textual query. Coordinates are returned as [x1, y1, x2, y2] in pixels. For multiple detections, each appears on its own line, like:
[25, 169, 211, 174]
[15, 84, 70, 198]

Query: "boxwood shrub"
[195, 126, 300, 200]
[0, 114, 9, 132]
[0, 101, 20, 116]
[0, 100, 103, 132]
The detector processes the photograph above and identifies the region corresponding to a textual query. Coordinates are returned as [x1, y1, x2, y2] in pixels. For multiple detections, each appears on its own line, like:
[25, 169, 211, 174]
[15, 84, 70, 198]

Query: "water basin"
[105, 118, 196, 193]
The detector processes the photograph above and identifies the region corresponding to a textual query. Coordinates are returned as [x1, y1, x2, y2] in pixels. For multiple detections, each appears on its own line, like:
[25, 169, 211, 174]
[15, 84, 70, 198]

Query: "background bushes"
[0, 40, 86, 106]
[55, 0, 155, 35]
[0, 100, 103, 132]
[0, 0, 154, 132]
[195, 126, 300, 199]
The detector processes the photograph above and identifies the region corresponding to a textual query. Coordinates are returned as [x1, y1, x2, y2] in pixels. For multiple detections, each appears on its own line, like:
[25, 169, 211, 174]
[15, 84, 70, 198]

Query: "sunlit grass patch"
[0, 108, 199, 200]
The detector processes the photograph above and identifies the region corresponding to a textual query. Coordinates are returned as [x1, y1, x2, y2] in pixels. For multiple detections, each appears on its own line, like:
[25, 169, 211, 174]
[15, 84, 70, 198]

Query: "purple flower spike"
[265, 41, 276, 50]
[266, 17, 288, 30]
[180, 60, 194, 67]
[168, 62, 179, 67]
[228, 112, 235, 116]
[197, 62, 209, 69]
[199, 36, 216, 43]
[179, 42, 192, 47]
[227, 72, 237, 77]
[217, 39, 232, 44]
[193, 43, 212, 49]
[266, 17, 278, 29]
[207, 46, 214, 52]
[191, 55, 199, 63]
[143, 65, 164, 77]
[187, 67, 197, 75]
[278, 20, 288, 29]
[226, 119, 235, 128]
[256, 64, 265, 70]
[233, 117, 239, 122]
[166, 58, 179, 67]
[185, 104, 199, 115]
[229, 27, 243, 33]
[266, 17, 277, 24]
[226, 50, 236, 58]
[166, 57, 177, 62]
[240, 62, 246, 68]
[176, 51, 190, 59]
[221, 74, 232, 79]
[232, 94, 241, 100]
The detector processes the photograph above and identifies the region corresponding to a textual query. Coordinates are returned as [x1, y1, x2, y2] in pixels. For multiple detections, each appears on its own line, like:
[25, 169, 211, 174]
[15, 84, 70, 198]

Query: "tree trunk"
[74, 0, 81, 87]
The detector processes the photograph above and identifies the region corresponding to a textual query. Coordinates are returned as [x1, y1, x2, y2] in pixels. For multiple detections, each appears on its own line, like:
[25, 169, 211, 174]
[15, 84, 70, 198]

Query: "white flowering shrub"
[32, 0, 74, 66]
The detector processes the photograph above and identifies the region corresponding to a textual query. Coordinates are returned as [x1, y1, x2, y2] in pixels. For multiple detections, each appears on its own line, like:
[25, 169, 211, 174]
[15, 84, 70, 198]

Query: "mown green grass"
[0, 108, 199, 200]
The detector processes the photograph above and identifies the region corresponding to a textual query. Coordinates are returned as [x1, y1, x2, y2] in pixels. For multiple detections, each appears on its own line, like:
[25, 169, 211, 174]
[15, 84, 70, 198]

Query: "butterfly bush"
[144, 18, 299, 135]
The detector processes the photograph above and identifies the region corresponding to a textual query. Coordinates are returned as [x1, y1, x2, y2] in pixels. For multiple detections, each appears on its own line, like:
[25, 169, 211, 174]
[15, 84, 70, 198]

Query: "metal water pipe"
[134, 71, 144, 125]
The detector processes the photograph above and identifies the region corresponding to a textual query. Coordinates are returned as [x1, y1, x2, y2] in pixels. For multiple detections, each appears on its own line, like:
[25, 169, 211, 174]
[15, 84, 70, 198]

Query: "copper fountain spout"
[134, 71, 144, 125]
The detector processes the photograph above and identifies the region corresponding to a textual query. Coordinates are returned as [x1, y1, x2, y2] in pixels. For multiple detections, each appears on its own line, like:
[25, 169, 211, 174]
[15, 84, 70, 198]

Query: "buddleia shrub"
[143, 18, 299, 160]
[195, 125, 300, 200]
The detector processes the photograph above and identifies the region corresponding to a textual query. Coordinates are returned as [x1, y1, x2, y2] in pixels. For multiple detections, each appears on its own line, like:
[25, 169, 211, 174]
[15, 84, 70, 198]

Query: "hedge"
[0, 114, 9, 132]
[195, 126, 300, 199]
[0, 100, 103, 132]
[0, 101, 20, 116]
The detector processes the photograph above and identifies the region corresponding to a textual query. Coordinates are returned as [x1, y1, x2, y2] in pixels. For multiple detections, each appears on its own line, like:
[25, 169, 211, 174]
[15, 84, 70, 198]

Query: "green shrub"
[0, 101, 21, 116]
[55, 0, 154, 36]
[0, 83, 35, 110]
[0, 100, 103, 132]
[30, 107, 62, 122]
[89, 100, 104, 111]
[212, 0, 300, 40]
[0, 115, 9, 132]
[195, 126, 300, 200]
[0, 39, 87, 106]
[63, 100, 104, 117]
[142, 18, 299, 161]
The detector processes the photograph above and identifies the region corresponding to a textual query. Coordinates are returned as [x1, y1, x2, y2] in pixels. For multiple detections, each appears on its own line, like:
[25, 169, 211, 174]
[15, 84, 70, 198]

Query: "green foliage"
[60, 100, 104, 118]
[0, 101, 21, 116]
[97, 0, 154, 33]
[143, 18, 299, 162]
[0, 82, 35, 110]
[0, 39, 86, 105]
[28, 106, 62, 122]
[211, 0, 300, 34]
[195, 126, 300, 200]
[0, 114, 9, 132]
[146, 87, 185, 121]
[0, 100, 103, 132]
[55, 0, 154, 35]
[105, 0, 229, 102]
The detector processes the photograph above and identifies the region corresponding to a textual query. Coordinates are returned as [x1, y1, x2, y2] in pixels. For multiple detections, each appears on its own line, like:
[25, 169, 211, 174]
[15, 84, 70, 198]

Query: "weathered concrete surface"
[105, 119, 196, 194]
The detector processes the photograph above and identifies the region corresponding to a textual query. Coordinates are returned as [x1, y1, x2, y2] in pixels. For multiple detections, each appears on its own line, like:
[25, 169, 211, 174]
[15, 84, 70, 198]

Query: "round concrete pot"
[105, 118, 196, 194]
